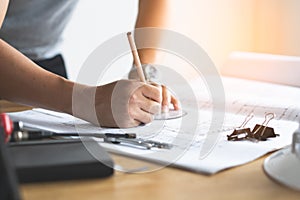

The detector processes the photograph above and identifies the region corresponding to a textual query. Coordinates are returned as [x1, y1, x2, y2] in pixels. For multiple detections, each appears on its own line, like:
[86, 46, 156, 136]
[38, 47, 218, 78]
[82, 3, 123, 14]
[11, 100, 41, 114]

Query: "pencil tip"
[127, 32, 132, 36]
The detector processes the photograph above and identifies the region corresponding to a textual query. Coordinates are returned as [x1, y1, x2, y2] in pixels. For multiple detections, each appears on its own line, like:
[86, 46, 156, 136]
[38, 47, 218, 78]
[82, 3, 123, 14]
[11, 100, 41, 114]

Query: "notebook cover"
[8, 140, 114, 183]
[0, 128, 21, 200]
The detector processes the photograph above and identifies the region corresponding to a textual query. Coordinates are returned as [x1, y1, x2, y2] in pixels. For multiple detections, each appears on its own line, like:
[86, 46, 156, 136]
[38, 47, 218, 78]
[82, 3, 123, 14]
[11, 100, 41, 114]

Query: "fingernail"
[162, 105, 169, 113]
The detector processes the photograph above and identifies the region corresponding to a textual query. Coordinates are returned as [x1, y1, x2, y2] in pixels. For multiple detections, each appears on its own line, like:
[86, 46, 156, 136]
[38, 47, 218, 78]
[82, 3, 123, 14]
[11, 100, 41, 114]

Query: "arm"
[135, 0, 170, 64]
[0, 39, 161, 128]
[0, 39, 74, 114]
[0, 0, 9, 28]
[0, 2, 62, 110]
[0, 1, 161, 128]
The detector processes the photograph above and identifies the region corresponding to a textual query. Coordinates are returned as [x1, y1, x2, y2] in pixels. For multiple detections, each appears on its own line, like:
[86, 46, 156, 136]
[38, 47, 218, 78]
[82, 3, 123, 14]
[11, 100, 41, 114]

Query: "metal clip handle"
[104, 137, 173, 150]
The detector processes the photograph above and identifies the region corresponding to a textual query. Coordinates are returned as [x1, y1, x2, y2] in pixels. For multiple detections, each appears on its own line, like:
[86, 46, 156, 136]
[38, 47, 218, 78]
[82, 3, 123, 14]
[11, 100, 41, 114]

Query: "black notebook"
[8, 139, 114, 183]
[0, 127, 21, 200]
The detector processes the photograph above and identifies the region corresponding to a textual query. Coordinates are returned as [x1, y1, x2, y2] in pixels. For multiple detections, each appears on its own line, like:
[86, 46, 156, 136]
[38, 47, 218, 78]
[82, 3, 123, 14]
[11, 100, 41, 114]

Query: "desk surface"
[1, 101, 300, 200]
[21, 155, 300, 200]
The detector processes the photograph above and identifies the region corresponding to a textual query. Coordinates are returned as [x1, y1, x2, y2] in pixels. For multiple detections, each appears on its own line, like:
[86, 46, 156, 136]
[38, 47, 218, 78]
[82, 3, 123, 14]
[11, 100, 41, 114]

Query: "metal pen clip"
[103, 137, 173, 150]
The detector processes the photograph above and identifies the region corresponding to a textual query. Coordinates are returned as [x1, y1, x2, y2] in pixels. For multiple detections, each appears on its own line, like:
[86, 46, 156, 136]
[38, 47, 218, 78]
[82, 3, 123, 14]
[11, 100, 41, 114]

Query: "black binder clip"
[227, 113, 254, 141]
[250, 113, 279, 141]
[227, 113, 279, 142]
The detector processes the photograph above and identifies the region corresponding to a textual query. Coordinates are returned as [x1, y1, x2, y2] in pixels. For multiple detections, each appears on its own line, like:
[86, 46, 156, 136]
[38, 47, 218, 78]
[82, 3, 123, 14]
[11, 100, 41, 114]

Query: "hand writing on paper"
[128, 71, 180, 113]
[95, 80, 163, 127]
[72, 79, 179, 128]
[94, 80, 162, 128]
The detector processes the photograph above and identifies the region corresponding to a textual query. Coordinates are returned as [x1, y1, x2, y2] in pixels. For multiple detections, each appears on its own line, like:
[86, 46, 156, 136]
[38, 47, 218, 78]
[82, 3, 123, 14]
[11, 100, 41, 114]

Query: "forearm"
[135, 0, 170, 64]
[0, 39, 74, 114]
[0, 0, 9, 28]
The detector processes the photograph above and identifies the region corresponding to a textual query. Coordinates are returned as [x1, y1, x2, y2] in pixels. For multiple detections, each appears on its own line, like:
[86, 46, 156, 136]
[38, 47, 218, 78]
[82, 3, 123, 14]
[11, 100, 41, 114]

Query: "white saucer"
[264, 146, 300, 191]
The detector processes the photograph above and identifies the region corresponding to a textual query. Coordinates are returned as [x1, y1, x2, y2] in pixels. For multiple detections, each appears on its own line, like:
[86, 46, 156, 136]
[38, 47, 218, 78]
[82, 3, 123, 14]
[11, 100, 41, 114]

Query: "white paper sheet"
[8, 77, 300, 174]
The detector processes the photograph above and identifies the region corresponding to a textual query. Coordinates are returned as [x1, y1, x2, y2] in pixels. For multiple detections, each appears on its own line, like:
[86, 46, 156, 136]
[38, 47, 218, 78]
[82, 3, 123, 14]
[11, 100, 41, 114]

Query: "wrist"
[60, 78, 74, 115]
[71, 84, 99, 125]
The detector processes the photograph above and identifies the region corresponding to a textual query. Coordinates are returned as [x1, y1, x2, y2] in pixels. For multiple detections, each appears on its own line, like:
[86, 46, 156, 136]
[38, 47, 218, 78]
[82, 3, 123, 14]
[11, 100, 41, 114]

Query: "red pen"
[0, 113, 13, 143]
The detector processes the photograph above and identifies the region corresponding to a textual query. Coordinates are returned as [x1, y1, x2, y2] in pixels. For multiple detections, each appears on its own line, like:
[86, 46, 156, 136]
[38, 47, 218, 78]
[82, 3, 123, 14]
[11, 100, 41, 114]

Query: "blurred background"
[61, 0, 300, 81]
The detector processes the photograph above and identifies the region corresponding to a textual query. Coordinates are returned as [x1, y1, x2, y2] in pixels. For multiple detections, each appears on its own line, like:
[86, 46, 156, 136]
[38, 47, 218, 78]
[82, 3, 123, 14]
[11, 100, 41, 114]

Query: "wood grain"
[20, 154, 300, 200]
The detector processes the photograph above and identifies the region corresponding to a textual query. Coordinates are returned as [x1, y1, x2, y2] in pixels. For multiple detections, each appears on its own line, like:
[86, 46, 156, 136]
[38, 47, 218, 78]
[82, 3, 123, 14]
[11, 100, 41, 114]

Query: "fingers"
[148, 83, 181, 112]
[132, 83, 181, 123]
[161, 85, 181, 111]
[130, 91, 161, 114]
[171, 95, 180, 110]
[128, 84, 162, 124]
[139, 96, 161, 114]
[161, 85, 171, 112]
[141, 84, 162, 103]
[121, 119, 141, 128]
[130, 107, 154, 124]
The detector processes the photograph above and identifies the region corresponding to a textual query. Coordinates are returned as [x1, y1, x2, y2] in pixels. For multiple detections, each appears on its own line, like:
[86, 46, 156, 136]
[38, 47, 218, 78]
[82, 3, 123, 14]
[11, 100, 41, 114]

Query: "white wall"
[254, 0, 300, 56]
[61, 0, 138, 81]
[168, 0, 255, 69]
[63, 1, 300, 82]
[62, 0, 256, 81]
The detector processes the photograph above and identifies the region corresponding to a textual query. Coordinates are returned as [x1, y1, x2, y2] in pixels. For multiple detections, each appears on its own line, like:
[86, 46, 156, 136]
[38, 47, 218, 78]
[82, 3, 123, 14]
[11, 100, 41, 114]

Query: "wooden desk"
[2, 101, 300, 200]
[20, 155, 300, 200]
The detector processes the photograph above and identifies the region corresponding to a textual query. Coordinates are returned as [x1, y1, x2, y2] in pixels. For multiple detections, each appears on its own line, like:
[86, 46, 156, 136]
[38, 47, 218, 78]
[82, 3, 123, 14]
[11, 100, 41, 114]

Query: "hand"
[161, 85, 180, 112]
[72, 80, 162, 128]
[150, 83, 180, 113]
[129, 66, 180, 113]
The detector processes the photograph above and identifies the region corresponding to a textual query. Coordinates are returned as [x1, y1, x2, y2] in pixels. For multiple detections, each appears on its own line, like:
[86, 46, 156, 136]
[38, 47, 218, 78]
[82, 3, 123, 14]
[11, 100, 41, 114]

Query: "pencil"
[127, 32, 147, 83]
